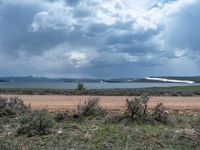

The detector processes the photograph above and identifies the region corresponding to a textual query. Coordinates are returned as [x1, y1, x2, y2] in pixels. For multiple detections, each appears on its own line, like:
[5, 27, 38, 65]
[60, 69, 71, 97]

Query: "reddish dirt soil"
[4, 95, 200, 113]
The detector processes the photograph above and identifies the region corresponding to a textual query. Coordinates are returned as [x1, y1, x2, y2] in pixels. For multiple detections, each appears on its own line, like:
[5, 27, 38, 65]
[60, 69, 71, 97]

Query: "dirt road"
[5, 95, 200, 113]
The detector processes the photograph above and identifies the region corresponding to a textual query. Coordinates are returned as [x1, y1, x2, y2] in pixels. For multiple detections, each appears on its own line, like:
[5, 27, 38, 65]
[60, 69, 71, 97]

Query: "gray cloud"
[65, 0, 80, 6]
[164, 3, 200, 52]
[0, 0, 199, 77]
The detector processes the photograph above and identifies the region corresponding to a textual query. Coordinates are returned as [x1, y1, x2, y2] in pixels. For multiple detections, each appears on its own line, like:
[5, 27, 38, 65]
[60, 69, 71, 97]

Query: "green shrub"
[75, 97, 105, 118]
[17, 110, 55, 136]
[0, 96, 31, 116]
[75, 83, 86, 95]
[0, 139, 16, 150]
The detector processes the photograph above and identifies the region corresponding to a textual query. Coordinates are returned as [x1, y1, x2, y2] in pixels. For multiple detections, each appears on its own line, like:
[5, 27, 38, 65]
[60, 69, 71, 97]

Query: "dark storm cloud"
[0, 2, 40, 53]
[165, 2, 200, 52]
[0, 1, 69, 56]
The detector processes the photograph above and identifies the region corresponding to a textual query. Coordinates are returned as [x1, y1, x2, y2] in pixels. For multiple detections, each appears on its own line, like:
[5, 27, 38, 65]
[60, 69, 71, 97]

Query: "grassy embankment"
[0, 96, 200, 149]
[1, 114, 200, 149]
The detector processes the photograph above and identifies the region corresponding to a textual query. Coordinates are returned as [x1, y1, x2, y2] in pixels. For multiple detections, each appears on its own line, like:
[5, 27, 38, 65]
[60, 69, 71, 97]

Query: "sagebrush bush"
[0, 97, 7, 109]
[0, 96, 31, 116]
[75, 97, 105, 117]
[125, 95, 149, 120]
[17, 110, 55, 136]
[125, 95, 170, 124]
[153, 103, 169, 124]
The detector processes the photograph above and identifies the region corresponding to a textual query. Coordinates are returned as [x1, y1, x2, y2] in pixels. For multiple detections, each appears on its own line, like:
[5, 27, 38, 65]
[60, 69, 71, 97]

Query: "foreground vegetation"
[0, 96, 200, 149]
[1, 85, 200, 96]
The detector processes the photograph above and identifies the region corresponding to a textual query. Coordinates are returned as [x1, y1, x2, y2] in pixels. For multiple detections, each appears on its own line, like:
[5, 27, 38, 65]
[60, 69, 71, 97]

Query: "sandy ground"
[4, 95, 200, 113]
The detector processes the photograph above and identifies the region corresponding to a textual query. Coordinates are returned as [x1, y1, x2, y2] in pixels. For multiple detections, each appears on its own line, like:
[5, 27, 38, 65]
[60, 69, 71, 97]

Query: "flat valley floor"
[2, 95, 200, 113]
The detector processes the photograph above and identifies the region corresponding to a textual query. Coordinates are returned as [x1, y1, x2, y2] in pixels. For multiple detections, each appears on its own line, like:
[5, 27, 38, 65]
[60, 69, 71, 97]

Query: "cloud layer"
[0, 0, 199, 78]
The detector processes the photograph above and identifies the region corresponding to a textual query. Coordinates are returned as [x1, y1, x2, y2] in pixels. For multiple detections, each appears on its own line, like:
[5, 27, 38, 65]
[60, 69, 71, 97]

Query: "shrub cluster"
[125, 95, 169, 124]
[0, 95, 172, 137]
[1, 88, 200, 96]
[0, 96, 56, 136]
[17, 110, 55, 136]
[0, 96, 31, 116]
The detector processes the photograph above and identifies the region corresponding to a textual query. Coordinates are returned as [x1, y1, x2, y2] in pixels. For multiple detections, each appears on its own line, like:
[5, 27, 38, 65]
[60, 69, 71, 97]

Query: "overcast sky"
[0, 0, 200, 78]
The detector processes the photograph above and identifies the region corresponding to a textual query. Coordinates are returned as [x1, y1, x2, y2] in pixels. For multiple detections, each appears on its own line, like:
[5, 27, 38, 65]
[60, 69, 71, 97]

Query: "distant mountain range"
[0, 80, 8, 82]
[0, 76, 199, 83]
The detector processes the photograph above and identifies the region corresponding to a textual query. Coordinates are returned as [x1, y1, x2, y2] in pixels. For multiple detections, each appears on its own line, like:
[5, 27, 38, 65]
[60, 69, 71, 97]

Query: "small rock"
[57, 129, 63, 134]
[178, 111, 184, 114]
[7, 132, 12, 136]
[5, 124, 11, 128]
[164, 110, 169, 114]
